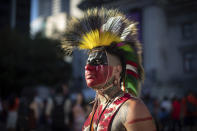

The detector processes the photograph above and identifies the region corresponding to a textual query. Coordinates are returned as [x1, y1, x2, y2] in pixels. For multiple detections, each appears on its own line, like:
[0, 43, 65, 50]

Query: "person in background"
[46, 84, 72, 131]
[38, 98, 48, 130]
[72, 92, 86, 131]
[171, 96, 181, 131]
[161, 96, 172, 117]
[157, 107, 168, 131]
[29, 90, 42, 130]
[159, 96, 172, 130]
[17, 88, 38, 131]
[6, 94, 19, 131]
[182, 92, 197, 131]
[0, 97, 7, 130]
[0, 97, 2, 113]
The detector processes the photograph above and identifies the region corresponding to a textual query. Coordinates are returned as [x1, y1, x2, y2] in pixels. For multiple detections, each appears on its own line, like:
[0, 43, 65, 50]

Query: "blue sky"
[30, 0, 38, 23]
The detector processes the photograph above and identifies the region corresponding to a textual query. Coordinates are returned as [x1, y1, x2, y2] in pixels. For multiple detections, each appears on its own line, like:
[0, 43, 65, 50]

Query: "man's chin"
[87, 83, 103, 90]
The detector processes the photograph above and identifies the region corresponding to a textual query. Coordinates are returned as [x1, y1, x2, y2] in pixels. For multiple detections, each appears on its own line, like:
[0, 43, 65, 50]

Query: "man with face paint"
[62, 8, 156, 131]
[85, 50, 111, 88]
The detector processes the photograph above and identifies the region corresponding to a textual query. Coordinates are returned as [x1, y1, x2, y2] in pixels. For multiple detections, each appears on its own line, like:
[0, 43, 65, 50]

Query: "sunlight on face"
[85, 50, 121, 89]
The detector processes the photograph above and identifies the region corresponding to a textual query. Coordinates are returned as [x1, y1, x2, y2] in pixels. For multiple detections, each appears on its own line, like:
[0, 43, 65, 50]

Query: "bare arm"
[121, 98, 156, 131]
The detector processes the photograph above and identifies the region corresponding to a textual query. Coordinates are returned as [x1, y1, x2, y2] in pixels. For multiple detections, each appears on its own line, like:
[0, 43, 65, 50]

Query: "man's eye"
[87, 59, 103, 65]
[87, 59, 91, 63]
[95, 59, 102, 64]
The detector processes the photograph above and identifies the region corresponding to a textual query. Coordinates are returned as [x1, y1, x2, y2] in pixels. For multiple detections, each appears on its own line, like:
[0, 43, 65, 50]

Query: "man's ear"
[113, 65, 122, 86]
[114, 65, 122, 75]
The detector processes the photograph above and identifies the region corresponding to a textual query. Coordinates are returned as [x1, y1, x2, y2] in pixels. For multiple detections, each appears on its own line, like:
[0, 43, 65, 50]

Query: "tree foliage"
[0, 29, 71, 97]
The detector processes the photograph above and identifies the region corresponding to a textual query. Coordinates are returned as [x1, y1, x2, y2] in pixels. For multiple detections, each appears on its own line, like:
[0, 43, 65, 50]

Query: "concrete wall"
[142, 6, 169, 82]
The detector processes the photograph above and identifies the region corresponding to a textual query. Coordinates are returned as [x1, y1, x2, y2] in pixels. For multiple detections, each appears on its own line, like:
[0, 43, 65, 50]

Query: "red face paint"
[85, 64, 113, 88]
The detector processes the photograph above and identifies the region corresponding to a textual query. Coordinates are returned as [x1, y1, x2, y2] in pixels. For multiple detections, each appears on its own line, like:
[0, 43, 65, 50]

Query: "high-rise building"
[15, 0, 31, 34]
[37, 0, 70, 17]
[38, 0, 52, 17]
[0, 0, 11, 30]
[0, 0, 30, 34]
[31, 0, 71, 37]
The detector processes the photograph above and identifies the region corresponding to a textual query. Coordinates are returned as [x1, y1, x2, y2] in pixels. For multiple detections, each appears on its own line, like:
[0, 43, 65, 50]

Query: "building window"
[183, 52, 197, 73]
[182, 23, 194, 39]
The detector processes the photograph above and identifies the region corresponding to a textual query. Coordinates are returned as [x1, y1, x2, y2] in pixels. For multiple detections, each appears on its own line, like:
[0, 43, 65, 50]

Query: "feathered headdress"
[62, 8, 144, 97]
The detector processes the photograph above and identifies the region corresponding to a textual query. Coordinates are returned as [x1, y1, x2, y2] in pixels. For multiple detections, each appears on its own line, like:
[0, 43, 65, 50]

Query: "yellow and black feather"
[62, 7, 138, 52]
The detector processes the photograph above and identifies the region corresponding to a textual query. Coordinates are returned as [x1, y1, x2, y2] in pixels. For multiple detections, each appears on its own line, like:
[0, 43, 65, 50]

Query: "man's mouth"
[86, 74, 95, 79]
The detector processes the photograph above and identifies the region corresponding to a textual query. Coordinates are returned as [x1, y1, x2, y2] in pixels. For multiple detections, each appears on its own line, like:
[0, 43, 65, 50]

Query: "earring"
[114, 79, 118, 86]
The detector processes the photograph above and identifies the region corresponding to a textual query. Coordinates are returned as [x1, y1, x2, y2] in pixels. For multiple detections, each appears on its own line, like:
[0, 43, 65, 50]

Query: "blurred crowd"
[0, 86, 197, 131]
[0, 84, 92, 131]
[142, 92, 197, 131]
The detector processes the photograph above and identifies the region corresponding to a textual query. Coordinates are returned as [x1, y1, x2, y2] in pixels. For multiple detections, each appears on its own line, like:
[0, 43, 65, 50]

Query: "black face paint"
[87, 51, 108, 66]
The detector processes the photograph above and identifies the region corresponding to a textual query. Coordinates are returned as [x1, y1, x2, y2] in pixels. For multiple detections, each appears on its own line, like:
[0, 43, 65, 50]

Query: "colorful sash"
[83, 93, 131, 131]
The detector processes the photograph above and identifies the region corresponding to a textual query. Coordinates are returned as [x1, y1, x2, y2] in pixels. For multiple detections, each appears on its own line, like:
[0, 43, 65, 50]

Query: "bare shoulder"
[120, 97, 156, 131]
[123, 97, 151, 119]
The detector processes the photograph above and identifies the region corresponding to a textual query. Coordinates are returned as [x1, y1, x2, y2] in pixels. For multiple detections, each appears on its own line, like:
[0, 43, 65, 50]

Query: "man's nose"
[85, 64, 95, 71]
